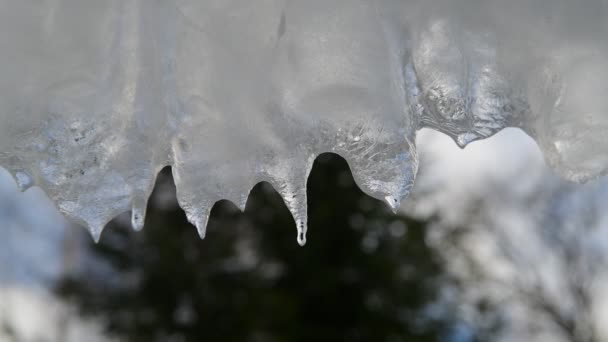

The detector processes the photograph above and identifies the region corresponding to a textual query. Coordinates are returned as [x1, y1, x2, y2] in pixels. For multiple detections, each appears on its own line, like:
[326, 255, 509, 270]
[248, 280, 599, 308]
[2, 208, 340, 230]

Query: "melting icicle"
[130, 191, 149, 231]
[131, 207, 146, 231]
[0, 0, 607, 243]
[269, 159, 312, 246]
[286, 199, 309, 246]
[296, 219, 307, 246]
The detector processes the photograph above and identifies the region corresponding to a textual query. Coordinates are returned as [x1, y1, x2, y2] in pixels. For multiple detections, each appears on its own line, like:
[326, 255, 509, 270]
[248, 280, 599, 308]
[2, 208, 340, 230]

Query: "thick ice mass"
[1, 0, 607, 243]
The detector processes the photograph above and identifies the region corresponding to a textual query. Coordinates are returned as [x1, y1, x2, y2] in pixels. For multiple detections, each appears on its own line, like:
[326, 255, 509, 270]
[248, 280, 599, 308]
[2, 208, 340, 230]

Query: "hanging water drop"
[237, 193, 249, 212]
[265, 157, 313, 246]
[278, 188, 308, 246]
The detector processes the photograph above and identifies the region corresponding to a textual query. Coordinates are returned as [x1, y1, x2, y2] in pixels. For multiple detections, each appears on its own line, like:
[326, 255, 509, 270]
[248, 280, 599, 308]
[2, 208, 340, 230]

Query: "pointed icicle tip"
[195, 220, 208, 240]
[130, 194, 149, 231]
[15, 171, 34, 192]
[384, 195, 401, 214]
[284, 196, 308, 246]
[296, 219, 307, 247]
[88, 225, 104, 244]
[237, 194, 248, 212]
[186, 207, 212, 240]
[272, 176, 310, 246]
[131, 206, 146, 231]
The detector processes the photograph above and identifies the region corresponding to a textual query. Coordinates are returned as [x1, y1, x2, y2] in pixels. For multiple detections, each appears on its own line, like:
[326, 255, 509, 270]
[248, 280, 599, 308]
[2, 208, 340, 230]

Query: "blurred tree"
[57, 153, 458, 342]
[424, 177, 608, 342]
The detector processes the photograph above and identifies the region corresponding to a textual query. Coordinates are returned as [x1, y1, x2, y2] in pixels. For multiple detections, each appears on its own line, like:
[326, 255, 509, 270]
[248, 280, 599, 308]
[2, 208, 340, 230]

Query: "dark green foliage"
[57, 154, 456, 342]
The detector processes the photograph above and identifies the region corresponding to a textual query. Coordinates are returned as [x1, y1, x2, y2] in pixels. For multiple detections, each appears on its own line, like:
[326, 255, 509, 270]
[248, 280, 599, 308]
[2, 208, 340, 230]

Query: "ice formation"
[1, 0, 607, 244]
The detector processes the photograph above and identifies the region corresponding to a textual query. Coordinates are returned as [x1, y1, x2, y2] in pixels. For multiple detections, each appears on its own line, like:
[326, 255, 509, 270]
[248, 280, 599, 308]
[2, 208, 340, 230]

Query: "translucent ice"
[1, 0, 607, 242]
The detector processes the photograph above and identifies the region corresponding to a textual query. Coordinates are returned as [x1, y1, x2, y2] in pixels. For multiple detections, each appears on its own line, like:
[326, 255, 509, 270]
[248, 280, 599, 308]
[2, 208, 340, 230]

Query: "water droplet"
[270, 166, 312, 247]
[15, 171, 33, 192]
[281, 192, 308, 246]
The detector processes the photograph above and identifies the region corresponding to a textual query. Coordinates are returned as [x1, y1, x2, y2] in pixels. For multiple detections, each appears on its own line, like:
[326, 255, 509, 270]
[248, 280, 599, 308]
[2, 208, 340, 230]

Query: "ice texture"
[1, 0, 607, 243]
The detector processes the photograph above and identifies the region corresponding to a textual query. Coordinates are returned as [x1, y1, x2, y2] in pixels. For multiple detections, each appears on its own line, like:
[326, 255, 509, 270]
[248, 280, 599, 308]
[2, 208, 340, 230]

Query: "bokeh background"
[2, 129, 607, 342]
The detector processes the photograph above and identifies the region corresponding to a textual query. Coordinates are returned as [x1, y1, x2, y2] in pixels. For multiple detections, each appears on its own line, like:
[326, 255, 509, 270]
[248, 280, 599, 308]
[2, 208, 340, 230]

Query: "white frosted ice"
[1, 0, 607, 243]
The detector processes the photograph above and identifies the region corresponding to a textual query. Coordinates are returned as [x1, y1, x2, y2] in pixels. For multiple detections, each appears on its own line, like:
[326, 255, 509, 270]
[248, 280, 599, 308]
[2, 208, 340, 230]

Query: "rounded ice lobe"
[0, 0, 607, 242]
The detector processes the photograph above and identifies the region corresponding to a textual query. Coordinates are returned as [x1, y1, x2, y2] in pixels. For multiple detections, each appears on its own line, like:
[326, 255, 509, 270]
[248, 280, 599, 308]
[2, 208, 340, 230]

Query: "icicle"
[183, 205, 212, 239]
[414, 19, 467, 123]
[267, 156, 313, 246]
[237, 193, 249, 212]
[341, 128, 418, 216]
[281, 180, 309, 247]
[456, 132, 480, 149]
[275, 183, 309, 246]
[14, 171, 34, 192]
[1, 0, 608, 244]
[129, 191, 148, 231]
[130, 206, 146, 231]
[383, 179, 414, 214]
[88, 225, 104, 244]
[79, 215, 112, 243]
[296, 219, 307, 247]
[384, 196, 402, 214]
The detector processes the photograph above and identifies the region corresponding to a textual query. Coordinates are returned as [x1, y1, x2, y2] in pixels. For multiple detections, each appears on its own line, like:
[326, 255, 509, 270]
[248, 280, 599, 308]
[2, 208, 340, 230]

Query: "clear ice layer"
[1, 0, 607, 243]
